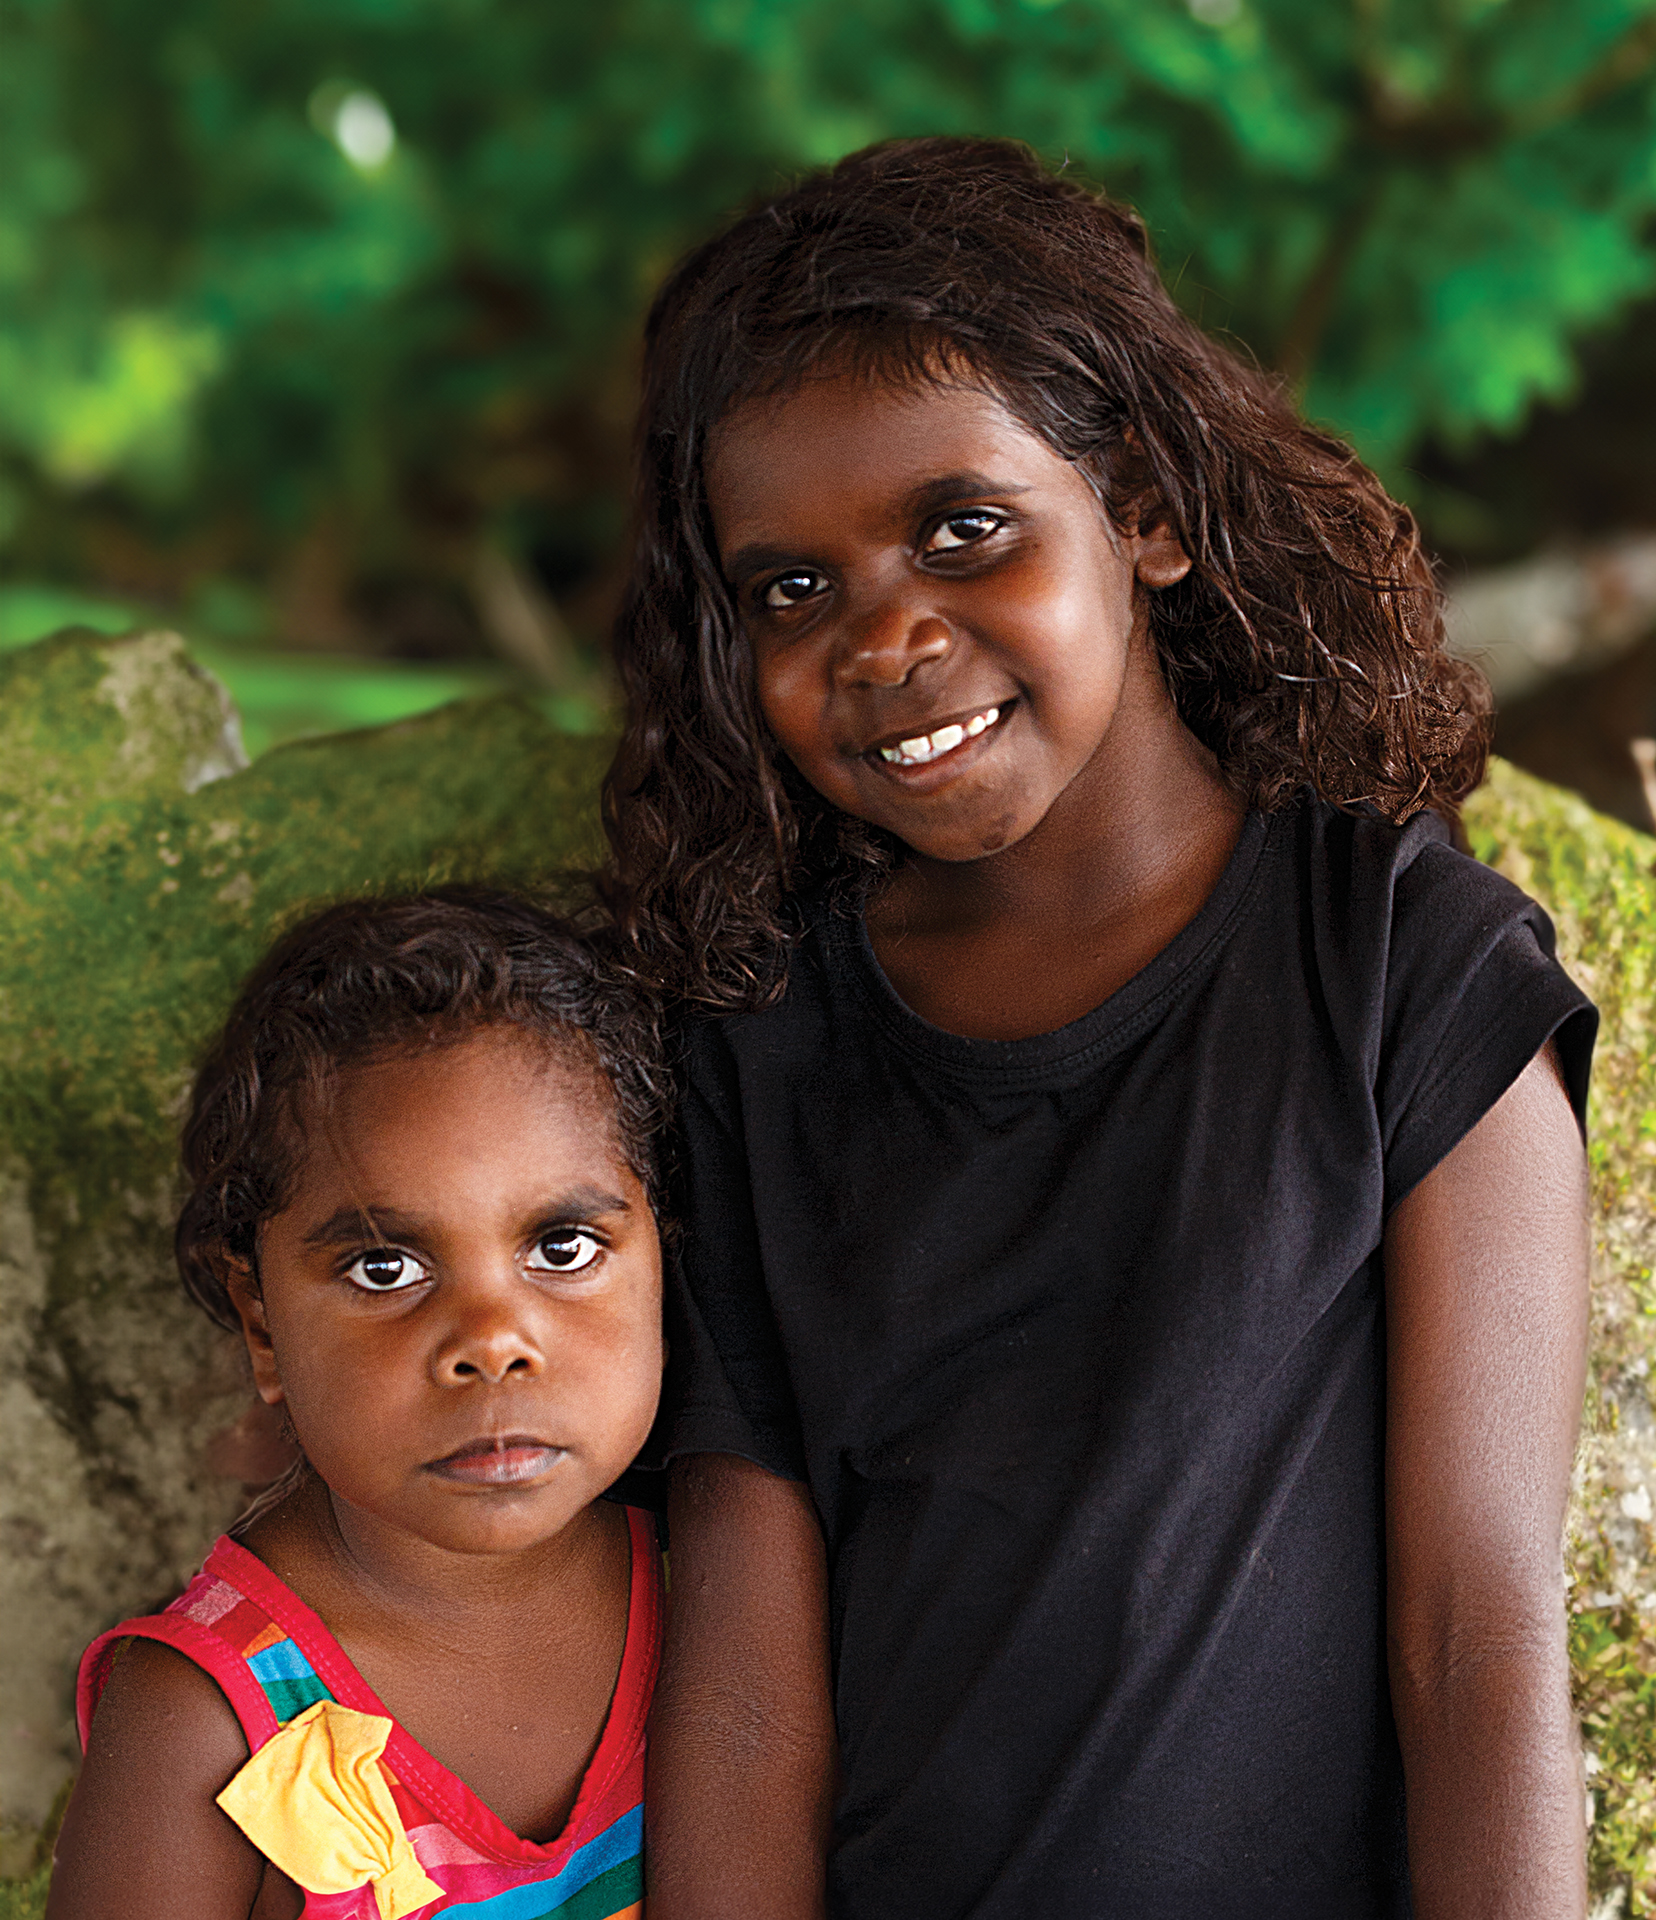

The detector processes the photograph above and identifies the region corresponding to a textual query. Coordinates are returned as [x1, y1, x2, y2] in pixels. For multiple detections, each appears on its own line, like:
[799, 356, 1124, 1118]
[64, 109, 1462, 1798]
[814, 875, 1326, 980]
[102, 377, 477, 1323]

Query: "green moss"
[0, 586, 606, 761]
[0, 1865, 49, 1920]
[3, 668, 608, 1227]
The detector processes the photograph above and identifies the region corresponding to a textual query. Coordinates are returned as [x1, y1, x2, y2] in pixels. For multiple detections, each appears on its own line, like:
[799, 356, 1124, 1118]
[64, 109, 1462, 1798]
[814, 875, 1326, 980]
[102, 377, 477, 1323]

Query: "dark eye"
[345, 1248, 428, 1293]
[923, 510, 1002, 554]
[762, 569, 827, 611]
[526, 1230, 602, 1274]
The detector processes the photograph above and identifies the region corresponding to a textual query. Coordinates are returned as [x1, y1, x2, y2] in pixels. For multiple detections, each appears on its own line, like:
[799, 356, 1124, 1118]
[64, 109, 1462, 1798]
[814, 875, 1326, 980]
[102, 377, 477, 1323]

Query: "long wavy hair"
[604, 136, 1491, 1010]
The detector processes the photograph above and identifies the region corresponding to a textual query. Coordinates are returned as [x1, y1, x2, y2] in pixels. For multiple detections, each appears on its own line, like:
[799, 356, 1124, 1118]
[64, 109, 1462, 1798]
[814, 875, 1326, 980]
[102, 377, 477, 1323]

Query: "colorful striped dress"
[77, 1505, 660, 1920]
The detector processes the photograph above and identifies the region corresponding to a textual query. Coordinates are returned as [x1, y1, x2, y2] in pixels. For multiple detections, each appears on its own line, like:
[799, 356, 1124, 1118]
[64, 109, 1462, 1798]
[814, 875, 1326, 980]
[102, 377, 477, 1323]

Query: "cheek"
[756, 651, 878, 817]
[568, 1302, 664, 1440]
[753, 645, 820, 751]
[587, 1306, 664, 1396]
[1012, 570, 1138, 713]
[1005, 542, 1125, 638]
[269, 1314, 417, 1444]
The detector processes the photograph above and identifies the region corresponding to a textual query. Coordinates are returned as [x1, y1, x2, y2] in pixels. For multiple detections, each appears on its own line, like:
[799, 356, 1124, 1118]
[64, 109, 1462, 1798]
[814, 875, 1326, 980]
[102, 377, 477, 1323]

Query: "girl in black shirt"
[606, 137, 1595, 1919]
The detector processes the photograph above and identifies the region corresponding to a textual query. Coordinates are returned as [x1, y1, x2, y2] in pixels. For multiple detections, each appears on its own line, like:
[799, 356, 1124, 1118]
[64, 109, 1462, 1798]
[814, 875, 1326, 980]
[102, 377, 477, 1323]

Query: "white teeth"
[877, 706, 1002, 766]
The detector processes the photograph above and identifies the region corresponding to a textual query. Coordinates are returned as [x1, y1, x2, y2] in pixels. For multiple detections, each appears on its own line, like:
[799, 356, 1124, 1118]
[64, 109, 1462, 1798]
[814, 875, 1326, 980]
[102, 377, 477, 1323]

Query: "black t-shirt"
[653, 796, 1596, 1920]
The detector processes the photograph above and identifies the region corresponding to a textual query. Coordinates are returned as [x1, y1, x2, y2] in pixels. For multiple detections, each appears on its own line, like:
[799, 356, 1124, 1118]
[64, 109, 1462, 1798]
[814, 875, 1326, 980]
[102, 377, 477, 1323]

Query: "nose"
[430, 1277, 545, 1388]
[835, 595, 952, 691]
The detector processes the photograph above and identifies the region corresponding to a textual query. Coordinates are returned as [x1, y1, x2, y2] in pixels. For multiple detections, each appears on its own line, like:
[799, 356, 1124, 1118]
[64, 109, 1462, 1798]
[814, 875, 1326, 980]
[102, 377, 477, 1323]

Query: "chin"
[900, 817, 1029, 863]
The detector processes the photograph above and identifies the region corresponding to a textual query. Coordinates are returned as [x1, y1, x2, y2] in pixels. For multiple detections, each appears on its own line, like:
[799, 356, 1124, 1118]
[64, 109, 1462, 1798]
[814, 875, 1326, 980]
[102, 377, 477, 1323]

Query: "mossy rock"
[0, 629, 606, 1871]
[5, 634, 1656, 1904]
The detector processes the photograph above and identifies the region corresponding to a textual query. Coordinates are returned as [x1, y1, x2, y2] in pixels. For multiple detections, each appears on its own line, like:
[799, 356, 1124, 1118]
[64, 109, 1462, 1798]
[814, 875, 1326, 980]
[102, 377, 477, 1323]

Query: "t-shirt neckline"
[830, 806, 1274, 1078]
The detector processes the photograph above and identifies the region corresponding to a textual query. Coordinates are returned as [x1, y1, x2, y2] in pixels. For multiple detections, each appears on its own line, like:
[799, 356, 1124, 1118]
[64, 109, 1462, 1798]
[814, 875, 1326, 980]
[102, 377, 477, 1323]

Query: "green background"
[6, 0, 1656, 680]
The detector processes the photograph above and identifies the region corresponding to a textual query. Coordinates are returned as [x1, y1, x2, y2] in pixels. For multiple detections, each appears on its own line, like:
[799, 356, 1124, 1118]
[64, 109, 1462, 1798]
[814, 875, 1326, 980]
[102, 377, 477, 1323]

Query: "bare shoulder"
[80, 1635, 251, 1759]
[48, 1637, 276, 1920]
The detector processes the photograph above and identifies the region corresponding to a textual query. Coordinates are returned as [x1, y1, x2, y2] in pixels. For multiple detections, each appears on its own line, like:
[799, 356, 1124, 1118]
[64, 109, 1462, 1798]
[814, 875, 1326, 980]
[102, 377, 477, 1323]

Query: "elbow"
[1387, 1581, 1572, 1738]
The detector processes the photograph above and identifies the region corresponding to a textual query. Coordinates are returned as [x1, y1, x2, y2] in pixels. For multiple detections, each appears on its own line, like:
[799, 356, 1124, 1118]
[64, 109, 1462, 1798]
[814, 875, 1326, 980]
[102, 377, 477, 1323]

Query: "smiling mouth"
[874, 703, 1007, 769]
[424, 1435, 564, 1486]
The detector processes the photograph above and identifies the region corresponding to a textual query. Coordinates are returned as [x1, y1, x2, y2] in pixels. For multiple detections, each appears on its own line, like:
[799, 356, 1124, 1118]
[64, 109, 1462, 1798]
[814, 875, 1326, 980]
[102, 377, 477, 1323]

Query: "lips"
[867, 701, 1010, 770]
[424, 1435, 564, 1486]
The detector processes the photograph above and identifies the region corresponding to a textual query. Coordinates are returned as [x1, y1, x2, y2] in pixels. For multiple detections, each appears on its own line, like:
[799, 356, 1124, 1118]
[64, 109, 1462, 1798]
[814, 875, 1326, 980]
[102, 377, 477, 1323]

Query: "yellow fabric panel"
[216, 1699, 445, 1920]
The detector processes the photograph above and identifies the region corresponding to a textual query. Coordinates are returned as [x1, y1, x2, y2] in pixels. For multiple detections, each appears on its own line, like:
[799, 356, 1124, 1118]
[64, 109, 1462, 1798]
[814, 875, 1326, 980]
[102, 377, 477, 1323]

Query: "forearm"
[647, 1454, 836, 1920]
[1391, 1629, 1584, 1918]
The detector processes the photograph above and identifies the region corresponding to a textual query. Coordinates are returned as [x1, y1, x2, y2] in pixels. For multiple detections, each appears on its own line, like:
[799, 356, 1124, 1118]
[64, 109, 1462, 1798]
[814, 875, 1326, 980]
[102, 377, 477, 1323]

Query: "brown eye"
[526, 1230, 602, 1274]
[924, 510, 1001, 553]
[346, 1248, 427, 1292]
[762, 570, 826, 610]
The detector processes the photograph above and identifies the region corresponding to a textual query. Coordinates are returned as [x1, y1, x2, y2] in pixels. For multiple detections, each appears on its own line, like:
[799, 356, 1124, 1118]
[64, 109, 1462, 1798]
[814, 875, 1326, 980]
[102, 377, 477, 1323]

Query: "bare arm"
[48, 1639, 295, 1920]
[645, 1453, 836, 1920]
[1385, 1041, 1590, 1919]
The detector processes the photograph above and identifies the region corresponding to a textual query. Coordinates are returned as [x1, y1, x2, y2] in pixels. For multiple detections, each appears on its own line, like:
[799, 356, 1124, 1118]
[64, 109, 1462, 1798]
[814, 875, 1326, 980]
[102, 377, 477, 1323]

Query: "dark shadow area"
[1496, 629, 1656, 835]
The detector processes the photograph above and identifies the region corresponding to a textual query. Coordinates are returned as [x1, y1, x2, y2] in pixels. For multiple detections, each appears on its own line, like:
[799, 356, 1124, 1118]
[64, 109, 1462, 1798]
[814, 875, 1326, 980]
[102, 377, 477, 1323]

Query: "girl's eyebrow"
[534, 1185, 634, 1223]
[303, 1206, 413, 1248]
[904, 472, 1032, 518]
[723, 472, 1033, 581]
[723, 540, 801, 585]
[300, 1186, 633, 1248]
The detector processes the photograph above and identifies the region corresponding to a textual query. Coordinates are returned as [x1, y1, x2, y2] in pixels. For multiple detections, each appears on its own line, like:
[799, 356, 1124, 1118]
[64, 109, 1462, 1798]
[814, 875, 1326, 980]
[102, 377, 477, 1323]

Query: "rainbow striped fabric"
[78, 1510, 661, 1920]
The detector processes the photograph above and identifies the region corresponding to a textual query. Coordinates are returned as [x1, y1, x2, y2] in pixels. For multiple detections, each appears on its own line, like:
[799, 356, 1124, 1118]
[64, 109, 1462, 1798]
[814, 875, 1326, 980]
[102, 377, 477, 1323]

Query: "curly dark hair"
[603, 134, 1492, 1010]
[175, 889, 671, 1332]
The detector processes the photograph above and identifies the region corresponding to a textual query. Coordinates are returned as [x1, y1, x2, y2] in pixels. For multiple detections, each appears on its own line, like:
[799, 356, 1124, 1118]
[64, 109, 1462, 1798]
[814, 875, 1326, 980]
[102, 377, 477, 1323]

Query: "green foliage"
[179, 644, 524, 761]
[1574, 1604, 1656, 1901]
[0, 583, 137, 647]
[4, 0, 1656, 586]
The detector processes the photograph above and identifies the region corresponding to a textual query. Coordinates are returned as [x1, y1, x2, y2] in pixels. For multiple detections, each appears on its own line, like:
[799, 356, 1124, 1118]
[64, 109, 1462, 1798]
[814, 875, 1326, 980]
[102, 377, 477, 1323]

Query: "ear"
[1112, 430, 1193, 590]
[224, 1257, 285, 1407]
[1131, 512, 1193, 591]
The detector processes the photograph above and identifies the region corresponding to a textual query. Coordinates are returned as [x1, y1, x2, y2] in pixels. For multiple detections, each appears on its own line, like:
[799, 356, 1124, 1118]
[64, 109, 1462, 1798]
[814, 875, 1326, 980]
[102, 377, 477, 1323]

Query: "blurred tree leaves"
[3, 0, 1656, 612]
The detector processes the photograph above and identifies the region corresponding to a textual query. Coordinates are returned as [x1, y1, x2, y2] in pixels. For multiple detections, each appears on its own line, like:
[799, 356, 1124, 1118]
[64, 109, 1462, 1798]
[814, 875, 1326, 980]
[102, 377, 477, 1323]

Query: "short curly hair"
[175, 889, 671, 1331]
[604, 135, 1492, 1009]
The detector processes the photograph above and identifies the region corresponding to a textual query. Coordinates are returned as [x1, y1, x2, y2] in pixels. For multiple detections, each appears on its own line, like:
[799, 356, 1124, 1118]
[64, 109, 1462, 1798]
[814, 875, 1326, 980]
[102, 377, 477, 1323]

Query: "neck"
[253, 1474, 619, 1643]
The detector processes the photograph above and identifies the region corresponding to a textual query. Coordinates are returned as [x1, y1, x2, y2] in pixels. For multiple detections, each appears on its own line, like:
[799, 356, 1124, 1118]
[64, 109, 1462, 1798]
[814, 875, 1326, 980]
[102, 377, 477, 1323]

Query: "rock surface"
[0, 629, 606, 1874]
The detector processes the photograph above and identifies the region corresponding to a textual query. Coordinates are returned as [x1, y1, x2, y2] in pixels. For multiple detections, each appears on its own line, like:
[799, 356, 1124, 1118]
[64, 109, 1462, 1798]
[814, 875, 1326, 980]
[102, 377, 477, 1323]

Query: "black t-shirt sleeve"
[640, 1020, 808, 1480]
[1378, 828, 1597, 1212]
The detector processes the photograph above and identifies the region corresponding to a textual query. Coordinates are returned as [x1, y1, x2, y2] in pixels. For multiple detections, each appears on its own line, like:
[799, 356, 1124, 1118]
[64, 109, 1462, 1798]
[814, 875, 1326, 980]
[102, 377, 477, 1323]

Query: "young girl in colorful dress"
[50, 893, 669, 1920]
[606, 139, 1598, 1918]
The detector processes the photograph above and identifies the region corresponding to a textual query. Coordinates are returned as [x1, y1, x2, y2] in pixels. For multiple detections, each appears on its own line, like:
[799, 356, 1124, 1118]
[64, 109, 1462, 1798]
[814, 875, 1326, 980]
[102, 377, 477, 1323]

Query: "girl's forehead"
[712, 367, 1014, 462]
[705, 374, 1066, 537]
[279, 1028, 627, 1193]
[337, 1023, 605, 1104]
